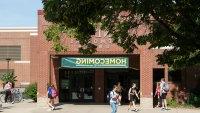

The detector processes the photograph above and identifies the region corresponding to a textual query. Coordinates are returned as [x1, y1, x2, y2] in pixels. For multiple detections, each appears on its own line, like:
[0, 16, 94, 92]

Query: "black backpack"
[106, 91, 114, 102]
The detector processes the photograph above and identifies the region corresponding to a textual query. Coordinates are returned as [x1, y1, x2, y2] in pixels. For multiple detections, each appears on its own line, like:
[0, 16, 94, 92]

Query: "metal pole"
[6, 58, 11, 73]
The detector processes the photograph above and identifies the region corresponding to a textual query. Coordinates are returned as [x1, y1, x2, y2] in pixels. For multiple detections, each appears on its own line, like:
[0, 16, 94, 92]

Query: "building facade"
[0, 27, 37, 87]
[1, 10, 199, 108]
[32, 10, 169, 108]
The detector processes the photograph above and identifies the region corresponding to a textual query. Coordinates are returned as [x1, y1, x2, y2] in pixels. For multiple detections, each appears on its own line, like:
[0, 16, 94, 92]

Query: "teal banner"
[61, 57, 129, 68]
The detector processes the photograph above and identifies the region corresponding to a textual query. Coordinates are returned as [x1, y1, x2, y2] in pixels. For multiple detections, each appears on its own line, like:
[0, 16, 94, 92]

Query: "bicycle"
[0, 88, 23, 103]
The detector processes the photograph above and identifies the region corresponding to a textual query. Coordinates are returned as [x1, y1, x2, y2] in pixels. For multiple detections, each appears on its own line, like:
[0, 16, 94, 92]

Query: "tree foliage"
[1, 72, 17, 84]
[42, 0, 200, 69]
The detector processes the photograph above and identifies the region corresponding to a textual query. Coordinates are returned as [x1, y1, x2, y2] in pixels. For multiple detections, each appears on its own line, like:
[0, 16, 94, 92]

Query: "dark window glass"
[0, 46, 21, 60]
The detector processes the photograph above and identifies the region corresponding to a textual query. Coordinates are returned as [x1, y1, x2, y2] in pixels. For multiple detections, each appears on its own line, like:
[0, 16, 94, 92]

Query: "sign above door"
[61, 57, 129, 68]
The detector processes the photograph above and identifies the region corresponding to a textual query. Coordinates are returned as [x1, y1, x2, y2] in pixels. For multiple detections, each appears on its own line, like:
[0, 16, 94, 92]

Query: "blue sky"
[0, 0, 43, 27]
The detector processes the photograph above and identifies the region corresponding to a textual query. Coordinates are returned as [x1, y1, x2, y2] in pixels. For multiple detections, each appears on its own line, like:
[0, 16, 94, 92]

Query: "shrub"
[188, 93, 200, 107]
[1, 72, 17, 84]
[167, 98, 179, 108]
[24, 83, 37, 102]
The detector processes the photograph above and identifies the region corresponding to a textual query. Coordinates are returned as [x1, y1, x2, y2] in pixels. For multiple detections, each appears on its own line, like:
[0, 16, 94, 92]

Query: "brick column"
[51, 56, 60, 103]
[139, 46, 153, 108]
[164, 64, 169, 82]
[95, 69, 104, 103]
[37, 51, 49, 107]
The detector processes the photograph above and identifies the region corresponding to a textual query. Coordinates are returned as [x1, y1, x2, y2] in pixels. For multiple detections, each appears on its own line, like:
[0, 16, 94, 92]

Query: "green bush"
[188, 93, 200, 107]
[1, 72, 17, 84]
[24, 83, 37, 102]
[167, 98, 179, 108]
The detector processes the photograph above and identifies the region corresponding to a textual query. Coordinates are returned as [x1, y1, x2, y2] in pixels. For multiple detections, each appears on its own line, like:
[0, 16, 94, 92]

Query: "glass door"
[70, 69, 94, 102]
[59, 69, 95, 102]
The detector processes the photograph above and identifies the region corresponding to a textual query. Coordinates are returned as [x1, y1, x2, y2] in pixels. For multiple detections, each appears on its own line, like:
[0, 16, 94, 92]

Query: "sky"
[0, 0, 43, 27]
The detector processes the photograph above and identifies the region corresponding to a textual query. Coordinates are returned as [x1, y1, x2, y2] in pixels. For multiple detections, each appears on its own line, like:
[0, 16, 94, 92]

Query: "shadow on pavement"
[54, 108, 62, 110]
[57, 102, 109, 105]
[1, 106, 13, 110]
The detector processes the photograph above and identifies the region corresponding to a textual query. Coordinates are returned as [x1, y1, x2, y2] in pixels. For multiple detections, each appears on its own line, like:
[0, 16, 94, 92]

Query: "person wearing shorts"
[160, 78, 168, 110]
[128, 83, 139, 112]
[47, 84, 55, 111]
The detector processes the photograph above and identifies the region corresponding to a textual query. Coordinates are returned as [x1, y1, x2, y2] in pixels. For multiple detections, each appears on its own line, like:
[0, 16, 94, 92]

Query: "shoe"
[51, 107, 55, 110]
[161, 107, 165, 111]
[131, 109, 137, 112]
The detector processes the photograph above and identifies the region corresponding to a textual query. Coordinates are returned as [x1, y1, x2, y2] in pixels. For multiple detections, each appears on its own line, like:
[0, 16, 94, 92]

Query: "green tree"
[42, 0, 200, 69]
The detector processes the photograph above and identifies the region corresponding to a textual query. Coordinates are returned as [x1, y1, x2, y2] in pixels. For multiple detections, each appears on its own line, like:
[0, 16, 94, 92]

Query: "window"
[0, 46, 21, 60]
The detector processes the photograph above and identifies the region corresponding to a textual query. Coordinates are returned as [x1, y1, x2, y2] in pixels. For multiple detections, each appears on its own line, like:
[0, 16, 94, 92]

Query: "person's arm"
[154, 89, 158, 97]
[128, 88, 133, 95]
[134, 90, 139, 99]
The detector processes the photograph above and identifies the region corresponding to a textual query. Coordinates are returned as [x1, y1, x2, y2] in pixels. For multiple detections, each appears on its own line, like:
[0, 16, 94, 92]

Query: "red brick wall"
[0, 32, 33, 87]
[139, 44, 153, 98]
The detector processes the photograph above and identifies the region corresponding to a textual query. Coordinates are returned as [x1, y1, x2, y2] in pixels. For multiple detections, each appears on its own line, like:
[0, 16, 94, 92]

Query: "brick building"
[32, 10, 170, 108]
[0, 10, 199, 108]
[0, 27, 37, 87]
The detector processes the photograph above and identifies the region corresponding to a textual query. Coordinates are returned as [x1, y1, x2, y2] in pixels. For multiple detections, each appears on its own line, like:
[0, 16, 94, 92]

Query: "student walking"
[154, 82, 161, 107]
[128, 83, 139, 112]
[47, 84, 58, 111]
[160, 78, 169, 110]
[110, 85, 119, 113]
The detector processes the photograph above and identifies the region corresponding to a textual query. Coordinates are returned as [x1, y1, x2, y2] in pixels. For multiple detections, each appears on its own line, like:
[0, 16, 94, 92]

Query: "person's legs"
[164, 99, 168, 109]
[132, 100, 138, 111]
[4, 90, 8, 103]
[47, 99, 54, 108]
[51, 99, 55, 110]
[156, 97, 160, 107]
[128, 102, 132, 110]
[110, 102, 117, 113]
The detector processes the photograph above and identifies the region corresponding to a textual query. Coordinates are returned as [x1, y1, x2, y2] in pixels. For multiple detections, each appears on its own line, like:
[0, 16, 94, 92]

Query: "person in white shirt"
[110, 85, 119, 113]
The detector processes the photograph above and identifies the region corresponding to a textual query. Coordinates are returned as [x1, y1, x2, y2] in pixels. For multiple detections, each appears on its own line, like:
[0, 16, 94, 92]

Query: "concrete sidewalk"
[0, 101, 199, 113]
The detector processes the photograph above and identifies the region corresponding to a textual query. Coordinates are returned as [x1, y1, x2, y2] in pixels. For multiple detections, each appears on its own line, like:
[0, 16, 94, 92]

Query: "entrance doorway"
[104, 69, 140, 103]
[153, 68, 164, 107]
[59, 69, 95, 102]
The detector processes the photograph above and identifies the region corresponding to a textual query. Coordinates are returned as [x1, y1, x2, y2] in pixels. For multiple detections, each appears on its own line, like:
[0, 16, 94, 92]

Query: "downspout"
[49, 54, 52, 85]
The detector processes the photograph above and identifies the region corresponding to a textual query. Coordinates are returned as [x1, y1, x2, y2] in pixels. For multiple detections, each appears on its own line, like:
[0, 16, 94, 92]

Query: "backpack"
[106, 91, 114, 102]
[163, 83, 169, 92]
[51, 88, 58, 98]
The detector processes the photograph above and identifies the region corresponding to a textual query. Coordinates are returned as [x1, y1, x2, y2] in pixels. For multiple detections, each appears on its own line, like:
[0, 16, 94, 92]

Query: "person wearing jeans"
[110, 85, 119, 113]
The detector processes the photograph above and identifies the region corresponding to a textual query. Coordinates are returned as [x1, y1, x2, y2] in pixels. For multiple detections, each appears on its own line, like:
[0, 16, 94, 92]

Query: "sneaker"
[131, 109, 137, 112]
[51, 107, 55, 110]
[161, 107, 165, 111]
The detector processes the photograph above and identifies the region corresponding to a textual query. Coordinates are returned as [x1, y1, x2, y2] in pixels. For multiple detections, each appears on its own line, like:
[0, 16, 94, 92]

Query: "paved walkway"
[0, 100, 199, 113]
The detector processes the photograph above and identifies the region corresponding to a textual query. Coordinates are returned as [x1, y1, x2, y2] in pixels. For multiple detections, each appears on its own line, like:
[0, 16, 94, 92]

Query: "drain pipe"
[49, 54, 52, 85]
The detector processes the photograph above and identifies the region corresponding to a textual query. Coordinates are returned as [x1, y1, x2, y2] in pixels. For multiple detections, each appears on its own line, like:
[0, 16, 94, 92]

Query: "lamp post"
[5, 58, 11, 74]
